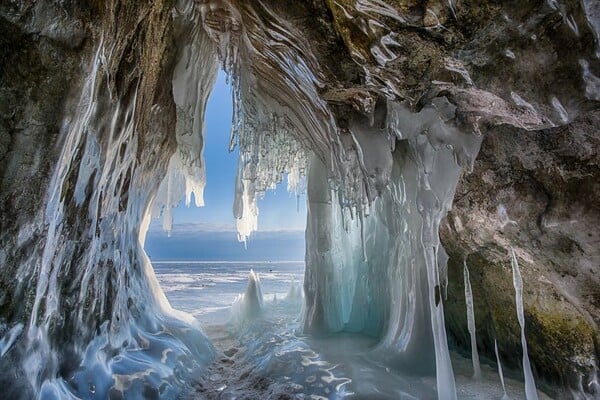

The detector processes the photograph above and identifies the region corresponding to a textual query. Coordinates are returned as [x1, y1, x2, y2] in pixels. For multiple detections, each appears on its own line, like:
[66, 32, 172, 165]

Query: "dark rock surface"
[442, 112, 600, 395]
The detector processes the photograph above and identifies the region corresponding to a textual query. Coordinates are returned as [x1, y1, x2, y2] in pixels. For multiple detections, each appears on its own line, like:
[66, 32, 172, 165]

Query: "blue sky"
[145, 71, 306, 260]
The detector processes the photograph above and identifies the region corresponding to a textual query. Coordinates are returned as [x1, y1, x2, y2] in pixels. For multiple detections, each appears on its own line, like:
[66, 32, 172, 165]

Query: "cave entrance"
[144, 70, 307, 326]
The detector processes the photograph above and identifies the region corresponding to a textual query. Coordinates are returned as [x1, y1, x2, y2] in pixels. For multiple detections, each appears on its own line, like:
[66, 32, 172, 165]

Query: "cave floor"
[177, 300, 551, 400]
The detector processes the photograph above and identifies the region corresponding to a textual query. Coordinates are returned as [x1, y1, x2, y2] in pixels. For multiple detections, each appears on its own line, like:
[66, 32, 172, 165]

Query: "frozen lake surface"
[153, 261, 305, 325]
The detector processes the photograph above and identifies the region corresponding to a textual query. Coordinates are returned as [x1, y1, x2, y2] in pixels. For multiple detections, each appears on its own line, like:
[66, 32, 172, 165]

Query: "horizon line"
[150, 260, 305, 264]
[147, 228, 307, 234]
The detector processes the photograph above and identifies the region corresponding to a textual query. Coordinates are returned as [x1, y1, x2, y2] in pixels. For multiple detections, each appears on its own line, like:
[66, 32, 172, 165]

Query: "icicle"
[495, 340, 510, 400]
[359, 209, 368, 262]
[463, 261, 481, 380]
[447, 0, 457, 20]
[0, 323, 24, 358]
[510, 248, 538, 400]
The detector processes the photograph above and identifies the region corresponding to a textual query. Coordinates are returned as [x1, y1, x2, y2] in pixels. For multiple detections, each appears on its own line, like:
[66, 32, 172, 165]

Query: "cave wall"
[0, 1, 216, 397]
[0, 0, 598, 398]
[442, 112, 600, 395]
[308, 0, 600, 395]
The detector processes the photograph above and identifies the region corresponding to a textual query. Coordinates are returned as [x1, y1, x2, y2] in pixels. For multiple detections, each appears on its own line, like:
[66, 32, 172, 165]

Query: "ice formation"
[495, 339, 511, 400]
[2, 0, 598, 399]
[0, 323, 24, 358]
[285, 277, 304, 302]
[152, 16, 219, 234]
[464, 261, 481, 380]
[511, 248, 539, 400]
[231, 270, 265, 325]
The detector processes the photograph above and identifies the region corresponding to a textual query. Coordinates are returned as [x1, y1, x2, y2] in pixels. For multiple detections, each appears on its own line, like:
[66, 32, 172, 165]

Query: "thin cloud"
[148, 220, 305, 237]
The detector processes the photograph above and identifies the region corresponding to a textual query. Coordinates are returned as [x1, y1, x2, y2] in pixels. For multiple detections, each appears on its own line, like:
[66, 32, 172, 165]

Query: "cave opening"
[143, 70, 307, 329]
[1, 1, 598, 399]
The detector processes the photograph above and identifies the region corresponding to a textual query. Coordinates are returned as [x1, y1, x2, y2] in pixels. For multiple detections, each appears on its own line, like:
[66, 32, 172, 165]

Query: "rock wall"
[0, 1, 215, 397]
[442, 112, 600, 396]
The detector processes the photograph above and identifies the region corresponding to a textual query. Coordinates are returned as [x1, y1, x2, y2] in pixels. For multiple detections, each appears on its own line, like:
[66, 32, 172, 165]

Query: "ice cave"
[0, 1, 599, 399]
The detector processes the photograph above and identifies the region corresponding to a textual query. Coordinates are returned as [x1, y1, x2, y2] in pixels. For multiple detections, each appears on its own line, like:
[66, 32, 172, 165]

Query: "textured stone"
[442, 112, 600, 395]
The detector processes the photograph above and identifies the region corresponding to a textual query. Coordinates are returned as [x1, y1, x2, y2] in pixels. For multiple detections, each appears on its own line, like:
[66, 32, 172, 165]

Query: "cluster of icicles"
[463, 252, 538, 400]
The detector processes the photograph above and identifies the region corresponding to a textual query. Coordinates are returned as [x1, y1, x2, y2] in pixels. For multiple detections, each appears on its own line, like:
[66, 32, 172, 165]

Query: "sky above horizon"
[145, 70, 306, 260]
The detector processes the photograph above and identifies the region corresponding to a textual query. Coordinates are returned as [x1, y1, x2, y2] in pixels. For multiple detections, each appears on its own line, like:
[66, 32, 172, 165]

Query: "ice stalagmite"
[231, 270, 265, 324]
[463, 261, 481, 380]
[286, 277, 303, 302]
[510, 248, 538, 400]
[495, 340, 510, 400]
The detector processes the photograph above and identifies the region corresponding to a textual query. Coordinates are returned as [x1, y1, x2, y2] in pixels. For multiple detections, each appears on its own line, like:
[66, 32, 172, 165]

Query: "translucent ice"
[510, 248, 538, 400]
[495, 339, 511, 400]
[464, 261, 481, 380]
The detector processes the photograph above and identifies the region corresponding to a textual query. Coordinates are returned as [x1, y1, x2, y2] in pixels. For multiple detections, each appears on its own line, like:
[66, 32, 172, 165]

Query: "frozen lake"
[153, 261, 305, 325]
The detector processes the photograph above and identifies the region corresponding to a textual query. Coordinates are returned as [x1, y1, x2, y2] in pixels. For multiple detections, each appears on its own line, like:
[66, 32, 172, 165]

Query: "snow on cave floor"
[154, 262, 552, 400]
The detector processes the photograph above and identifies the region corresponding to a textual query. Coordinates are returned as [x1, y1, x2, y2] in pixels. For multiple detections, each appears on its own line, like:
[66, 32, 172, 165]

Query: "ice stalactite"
[152, 18, 219, 234]
[198, 0, 319, 243]
[303, 98, 482, 397]
[510, 249, 538, 400]
[464, 261, 481, 380]
[495, 340, 511, 400]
